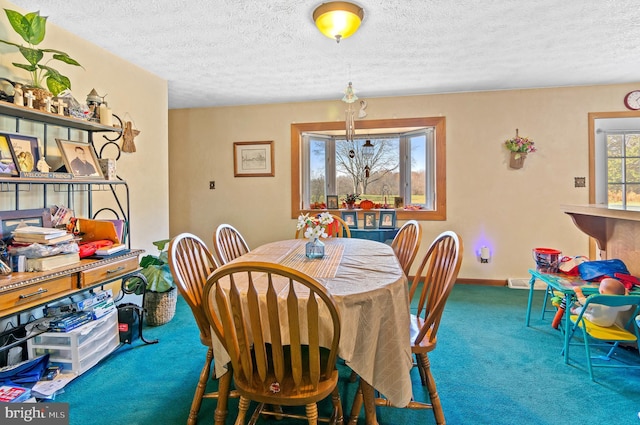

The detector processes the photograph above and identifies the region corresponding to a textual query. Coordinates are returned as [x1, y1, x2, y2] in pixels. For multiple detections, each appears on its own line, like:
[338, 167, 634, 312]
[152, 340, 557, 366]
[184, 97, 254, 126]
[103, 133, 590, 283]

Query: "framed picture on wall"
[379, 211, 396, 229]
[56, 139, 104, 179]
[363, 212, 377, 229]
[233, 141, 275, 177]
[326, 195, 339, 209]
[341, 211, 358, 229]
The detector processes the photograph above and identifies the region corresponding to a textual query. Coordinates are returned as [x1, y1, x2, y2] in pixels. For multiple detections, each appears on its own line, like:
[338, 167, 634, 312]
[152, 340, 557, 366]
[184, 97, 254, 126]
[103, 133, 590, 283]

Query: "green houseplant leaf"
[0, 9, 82, 96]
[125, 239, 174, 295]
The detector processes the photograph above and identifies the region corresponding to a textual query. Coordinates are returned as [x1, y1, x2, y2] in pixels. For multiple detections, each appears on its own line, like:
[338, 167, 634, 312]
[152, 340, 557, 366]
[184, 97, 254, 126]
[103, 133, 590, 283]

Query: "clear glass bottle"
[305, 238, 325, 259]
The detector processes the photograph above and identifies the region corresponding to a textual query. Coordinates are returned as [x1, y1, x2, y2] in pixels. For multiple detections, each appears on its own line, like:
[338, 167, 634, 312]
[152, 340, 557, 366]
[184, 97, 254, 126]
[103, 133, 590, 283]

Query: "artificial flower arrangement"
[343, 193, 360, 205]
[504, 129, 536, 159]
[297, 212, 334, 239]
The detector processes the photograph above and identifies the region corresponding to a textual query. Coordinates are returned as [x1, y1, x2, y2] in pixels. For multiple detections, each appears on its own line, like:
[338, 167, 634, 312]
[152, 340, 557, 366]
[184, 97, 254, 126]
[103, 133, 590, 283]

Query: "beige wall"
[169, 84, 640, 281]
[0, 0, 169, 256]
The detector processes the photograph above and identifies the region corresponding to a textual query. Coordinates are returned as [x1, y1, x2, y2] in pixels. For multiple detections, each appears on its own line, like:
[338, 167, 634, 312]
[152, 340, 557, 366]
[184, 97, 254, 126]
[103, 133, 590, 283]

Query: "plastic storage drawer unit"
[27, 310, 119, 375]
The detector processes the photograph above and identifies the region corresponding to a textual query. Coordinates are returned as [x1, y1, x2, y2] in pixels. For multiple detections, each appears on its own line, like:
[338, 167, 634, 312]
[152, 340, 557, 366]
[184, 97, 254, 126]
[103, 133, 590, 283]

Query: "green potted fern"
[0, 8, 82, 102]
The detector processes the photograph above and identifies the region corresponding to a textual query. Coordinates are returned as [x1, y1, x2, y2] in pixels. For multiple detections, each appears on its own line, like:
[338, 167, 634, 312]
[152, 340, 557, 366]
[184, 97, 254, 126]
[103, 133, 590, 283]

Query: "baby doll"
[570, 277, 629, 327]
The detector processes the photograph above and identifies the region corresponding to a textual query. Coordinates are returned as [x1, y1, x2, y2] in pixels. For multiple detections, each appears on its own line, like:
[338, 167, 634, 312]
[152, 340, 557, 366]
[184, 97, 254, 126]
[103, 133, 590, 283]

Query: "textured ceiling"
[6, 0, 640, 109]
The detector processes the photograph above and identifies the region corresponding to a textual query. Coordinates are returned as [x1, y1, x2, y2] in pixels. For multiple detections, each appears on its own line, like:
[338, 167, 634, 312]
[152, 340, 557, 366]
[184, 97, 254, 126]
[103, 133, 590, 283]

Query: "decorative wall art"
[233, 141, 274, 177]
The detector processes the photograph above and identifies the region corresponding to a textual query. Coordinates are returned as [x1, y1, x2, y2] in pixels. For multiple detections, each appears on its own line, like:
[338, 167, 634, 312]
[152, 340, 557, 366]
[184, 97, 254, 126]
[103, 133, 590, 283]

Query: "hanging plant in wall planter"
[0, 9, 83, 107]
[504, 129, 536, 169]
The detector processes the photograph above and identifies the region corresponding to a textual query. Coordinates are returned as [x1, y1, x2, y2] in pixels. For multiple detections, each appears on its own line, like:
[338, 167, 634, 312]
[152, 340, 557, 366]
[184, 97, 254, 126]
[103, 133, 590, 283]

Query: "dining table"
[210, 237, 414, 425]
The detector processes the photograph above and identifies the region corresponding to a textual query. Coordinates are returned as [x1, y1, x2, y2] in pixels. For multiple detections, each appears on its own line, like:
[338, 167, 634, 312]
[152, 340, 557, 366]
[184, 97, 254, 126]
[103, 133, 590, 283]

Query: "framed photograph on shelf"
[0, 208, 52, 240]
[233, 141, 274, 177]
[7, 133, 40, 173]
[379, 211, 396, 229]
[56, 139, 104, 179]
[363, 212, 377, 229]
[326, 195, 339, 209]
[394, 196, 404, 209]
[0, 133, 19, 176]
[341, 211, 358, 229]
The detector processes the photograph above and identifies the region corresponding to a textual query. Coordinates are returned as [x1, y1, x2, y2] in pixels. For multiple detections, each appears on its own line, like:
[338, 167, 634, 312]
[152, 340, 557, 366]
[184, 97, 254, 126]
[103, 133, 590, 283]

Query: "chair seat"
[234, 369, 339, 405]
[409, 314, 437, 354]
[569, 314, 638, 341]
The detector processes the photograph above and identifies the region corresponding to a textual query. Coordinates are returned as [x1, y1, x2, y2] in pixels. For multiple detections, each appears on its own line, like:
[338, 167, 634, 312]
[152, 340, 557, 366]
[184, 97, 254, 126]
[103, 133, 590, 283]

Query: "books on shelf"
[13, 232, 75, 245]
[12, 226, 70, 244]
[94, 243, 126, 256]
[26, 253, 81, 272]
[12, 226, 67, 238]
[0, 385, 31, 402]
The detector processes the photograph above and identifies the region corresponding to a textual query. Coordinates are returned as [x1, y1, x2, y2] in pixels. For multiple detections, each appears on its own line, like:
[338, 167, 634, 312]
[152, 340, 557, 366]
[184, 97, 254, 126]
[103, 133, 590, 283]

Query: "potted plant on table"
[0, 9, 83, 106]
[126, 239, 177, 326]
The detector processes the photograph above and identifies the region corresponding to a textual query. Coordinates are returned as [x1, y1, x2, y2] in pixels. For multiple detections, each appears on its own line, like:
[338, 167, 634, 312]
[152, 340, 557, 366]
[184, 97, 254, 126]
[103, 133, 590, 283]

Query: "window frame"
[589, 111, 640, 204]
[291, 117, 446, 220]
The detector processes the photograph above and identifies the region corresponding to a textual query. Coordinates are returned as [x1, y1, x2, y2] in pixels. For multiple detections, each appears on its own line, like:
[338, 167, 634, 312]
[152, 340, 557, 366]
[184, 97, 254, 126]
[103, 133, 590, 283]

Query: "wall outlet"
[209, 181, 215, 189]
[574, 177, 585, 188]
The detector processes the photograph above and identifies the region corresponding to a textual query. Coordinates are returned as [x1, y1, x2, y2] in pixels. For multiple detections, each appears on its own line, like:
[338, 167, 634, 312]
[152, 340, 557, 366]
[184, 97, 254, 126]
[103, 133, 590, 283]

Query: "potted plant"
[343, 193, 360, 209]
[0, 9, 82, 102]
[126, 239, 177, 326]
[504, 129, 536, 169]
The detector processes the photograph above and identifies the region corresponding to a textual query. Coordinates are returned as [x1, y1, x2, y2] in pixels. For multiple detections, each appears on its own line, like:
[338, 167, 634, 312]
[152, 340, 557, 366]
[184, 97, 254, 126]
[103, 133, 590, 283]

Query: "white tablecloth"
[211, 238, 413, 407]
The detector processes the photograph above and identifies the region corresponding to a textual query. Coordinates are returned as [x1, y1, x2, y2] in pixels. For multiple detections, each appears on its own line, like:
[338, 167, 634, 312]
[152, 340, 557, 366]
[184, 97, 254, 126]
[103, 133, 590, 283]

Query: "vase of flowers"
[343, 193, 360, 209]
[505, 129, 536, 169]
[297, 212, 334, 259]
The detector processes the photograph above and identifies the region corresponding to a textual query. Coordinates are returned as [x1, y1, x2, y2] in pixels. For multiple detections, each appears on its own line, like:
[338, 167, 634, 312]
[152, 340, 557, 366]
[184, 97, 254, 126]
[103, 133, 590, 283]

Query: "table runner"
[278, 243, 344, 278]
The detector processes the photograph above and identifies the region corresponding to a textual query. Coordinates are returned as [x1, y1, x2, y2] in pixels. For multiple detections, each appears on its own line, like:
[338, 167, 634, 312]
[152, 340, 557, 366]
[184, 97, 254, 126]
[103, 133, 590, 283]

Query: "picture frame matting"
[233, 141, 275, 177]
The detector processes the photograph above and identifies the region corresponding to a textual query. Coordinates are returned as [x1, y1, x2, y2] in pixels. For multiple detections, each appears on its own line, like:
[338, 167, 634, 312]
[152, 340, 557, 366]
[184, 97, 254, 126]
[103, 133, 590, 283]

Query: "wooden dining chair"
[214, 223, 250, 264]
[390, 220, 422, 276]
[203, 261, 344, 425]
[168, 233, 237, 425]
[349, 230, 462, 425]
[295, 214, 351, 238]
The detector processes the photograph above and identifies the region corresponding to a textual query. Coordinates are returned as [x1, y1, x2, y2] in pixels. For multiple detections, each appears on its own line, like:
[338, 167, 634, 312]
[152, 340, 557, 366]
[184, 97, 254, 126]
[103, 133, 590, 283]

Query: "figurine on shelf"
[44, 96, 53, 113]
[13, 83, 23, 106]
[24, 90, 35, 108]
[37, 156, 51, 172]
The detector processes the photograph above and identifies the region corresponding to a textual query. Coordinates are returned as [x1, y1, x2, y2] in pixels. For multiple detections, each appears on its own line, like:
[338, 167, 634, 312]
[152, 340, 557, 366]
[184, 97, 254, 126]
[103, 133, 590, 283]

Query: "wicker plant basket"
[144, 286, 177, 326]
[25, 86, 53, 111]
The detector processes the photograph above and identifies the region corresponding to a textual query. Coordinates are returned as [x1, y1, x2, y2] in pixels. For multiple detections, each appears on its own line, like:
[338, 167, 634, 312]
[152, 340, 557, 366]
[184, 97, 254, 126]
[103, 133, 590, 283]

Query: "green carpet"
[55, 285, 640, 424]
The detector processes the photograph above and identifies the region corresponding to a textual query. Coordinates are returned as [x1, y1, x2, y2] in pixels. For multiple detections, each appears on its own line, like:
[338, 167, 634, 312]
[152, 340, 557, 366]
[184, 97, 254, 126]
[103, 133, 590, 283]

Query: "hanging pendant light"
[313, 2, 365, 43]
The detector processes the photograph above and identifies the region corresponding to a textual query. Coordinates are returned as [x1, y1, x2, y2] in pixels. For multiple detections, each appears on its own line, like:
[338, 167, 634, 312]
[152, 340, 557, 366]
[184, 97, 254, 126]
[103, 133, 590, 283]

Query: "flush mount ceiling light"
[313, 2, 365, 43]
